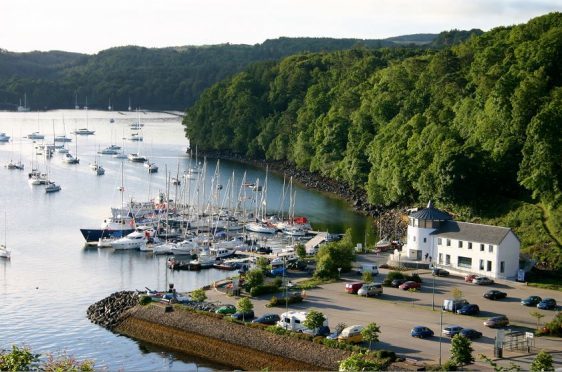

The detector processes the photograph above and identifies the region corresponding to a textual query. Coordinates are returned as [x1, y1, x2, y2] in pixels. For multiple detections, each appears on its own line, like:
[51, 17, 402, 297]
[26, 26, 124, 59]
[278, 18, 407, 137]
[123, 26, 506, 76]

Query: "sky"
[1, 0, 561, 54]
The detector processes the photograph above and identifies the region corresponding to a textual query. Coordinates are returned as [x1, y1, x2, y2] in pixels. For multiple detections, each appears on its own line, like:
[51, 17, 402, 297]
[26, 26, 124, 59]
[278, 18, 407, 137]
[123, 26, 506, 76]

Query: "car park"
[391, 278, 407, 287]
[521, 296, 542, 306]
[457, 304, 480, 315]
[484, 315, 509, 328]
[252, 313, 280, 325]
[443, 325, 463, 337]
[231, 310, 255, 321]
[411, 326, 434, 338]
[215, 304, 237, 314]
[345, 282, 364, 294]
[483, 290, 507, 300]
[399, 281, 421, 290]
[357, 283, 383, 297]
[537, 298, 557, 310]
[460, 328, 482, 340]
[432, 268, 450, 277]
[464, 274, 477, 283]
[472, 276, 494, 285]
[338, 325, 364, 344]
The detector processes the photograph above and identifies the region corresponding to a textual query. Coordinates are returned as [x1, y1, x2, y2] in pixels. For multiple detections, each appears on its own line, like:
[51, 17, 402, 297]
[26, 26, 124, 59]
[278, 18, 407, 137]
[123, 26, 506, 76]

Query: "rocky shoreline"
[87, 292, 349, 370]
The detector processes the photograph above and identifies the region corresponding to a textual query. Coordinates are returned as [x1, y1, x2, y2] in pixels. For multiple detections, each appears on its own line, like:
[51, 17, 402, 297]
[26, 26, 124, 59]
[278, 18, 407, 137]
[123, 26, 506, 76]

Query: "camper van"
[338, 325, 365, 344]
[277, 311, 329, 333]
[358, 264, 379, 276]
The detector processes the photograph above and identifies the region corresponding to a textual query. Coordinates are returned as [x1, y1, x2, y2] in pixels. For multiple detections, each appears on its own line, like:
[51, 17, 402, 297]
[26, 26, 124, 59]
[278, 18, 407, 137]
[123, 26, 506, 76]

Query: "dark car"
[483, 290, 507, 300]
[399, 281, 421, 290]
[484, 315, 509, 328]
[457, 304, 480, 316]
[231, 310, 255, 321]
[215, 304, 237, 314]
[521, 296, 542, 306]
[252, 313, 280, 325]
[391, 278, 407, 288]
[460, 328, 482, 340]
[304, 325, 331, 337]
[537, 298, 557, 310]
[411, 326, 434, 338]
[432, 268, 450, 277]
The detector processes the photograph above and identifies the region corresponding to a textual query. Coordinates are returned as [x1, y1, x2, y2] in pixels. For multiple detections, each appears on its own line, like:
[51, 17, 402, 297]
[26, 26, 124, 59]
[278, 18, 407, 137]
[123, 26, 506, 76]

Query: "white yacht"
[245, 222, 276, 234]
[144, 161, 158, 173]
[111, 230, 147, 250]
[90, 162, 105, 175]
[72, 128, 95, 135]
[0, 133, 11, 142]
[62, 152, 79, 164]
[26, 132, 45, 140]
[54, 135, 72, 143]
[127, 153, 147, 163]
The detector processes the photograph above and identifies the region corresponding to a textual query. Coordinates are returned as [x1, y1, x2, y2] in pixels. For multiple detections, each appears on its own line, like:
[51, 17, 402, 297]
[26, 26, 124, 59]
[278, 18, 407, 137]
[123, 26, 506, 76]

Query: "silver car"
[357, 283, 383, 297]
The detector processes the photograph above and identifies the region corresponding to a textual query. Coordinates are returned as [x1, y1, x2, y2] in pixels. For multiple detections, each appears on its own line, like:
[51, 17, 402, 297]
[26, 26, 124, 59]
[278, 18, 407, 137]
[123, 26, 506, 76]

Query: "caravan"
[277, 311, 329, 334]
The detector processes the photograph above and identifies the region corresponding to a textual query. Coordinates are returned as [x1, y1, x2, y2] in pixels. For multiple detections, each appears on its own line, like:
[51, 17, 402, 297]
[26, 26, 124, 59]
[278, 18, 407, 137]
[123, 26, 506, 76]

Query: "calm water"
[0, 110, 371, 370]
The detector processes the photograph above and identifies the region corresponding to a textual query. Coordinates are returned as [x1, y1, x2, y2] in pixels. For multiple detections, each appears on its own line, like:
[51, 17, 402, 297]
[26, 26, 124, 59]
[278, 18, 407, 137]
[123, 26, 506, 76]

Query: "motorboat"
[72, 128, 95, 135]
[98, 147, 119, 155]
[144, 161, 158, 173]
[0, 245, 10, 259]
[113, 152, 128, 159]
[90, 162, 105, 175]
[190, 250, 216, 268]
[209, 246, 236, 259]
[62, 152, 79, 164]
[0, 133, 10, 142]
[111, 230, 147, 250]
[129, 133, 143, 141]
[130, 122, 144, 129]
[171, 177, 181, 186]
[283, 226, 307, 237]
[109, 118, 115, 123]
[45, 181, 61, 193]
[170, 240, 198, 255]
[6, 160, 24, 170]
[127, 153, 147, 163]
[54, 135, 72, 143]
[26, 132, 45, 140]
[56, 147, 69, 154]
[28, 170, 49, 185]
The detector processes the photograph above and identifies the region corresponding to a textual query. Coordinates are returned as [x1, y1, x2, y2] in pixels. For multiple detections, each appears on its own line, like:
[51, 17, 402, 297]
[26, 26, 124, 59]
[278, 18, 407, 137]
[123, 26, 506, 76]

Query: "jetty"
[304, 231, 328, 253]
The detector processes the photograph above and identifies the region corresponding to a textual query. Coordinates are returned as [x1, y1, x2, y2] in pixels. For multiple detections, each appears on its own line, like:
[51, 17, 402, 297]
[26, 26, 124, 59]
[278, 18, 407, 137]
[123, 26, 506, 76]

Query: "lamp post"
[432, 264, 435, 311]
[337, 267, 342, 279]
[439, 306, 443, 366]
[283, 257, 288, 315]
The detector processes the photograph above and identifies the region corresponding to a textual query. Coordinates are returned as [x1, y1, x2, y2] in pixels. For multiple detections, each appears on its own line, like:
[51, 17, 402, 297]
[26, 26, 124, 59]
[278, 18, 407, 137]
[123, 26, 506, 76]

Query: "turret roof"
[409, 201, 452, 221]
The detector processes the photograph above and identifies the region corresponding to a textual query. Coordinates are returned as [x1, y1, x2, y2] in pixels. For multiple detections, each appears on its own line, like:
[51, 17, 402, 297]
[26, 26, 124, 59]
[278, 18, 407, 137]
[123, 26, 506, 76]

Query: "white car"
[472, 276, 494, 285]
[357, 283, 383, 297]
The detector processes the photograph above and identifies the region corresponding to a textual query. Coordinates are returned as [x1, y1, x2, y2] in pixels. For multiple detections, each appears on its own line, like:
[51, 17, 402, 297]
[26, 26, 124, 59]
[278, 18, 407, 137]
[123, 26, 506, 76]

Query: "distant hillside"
[0, 32, 472, 111]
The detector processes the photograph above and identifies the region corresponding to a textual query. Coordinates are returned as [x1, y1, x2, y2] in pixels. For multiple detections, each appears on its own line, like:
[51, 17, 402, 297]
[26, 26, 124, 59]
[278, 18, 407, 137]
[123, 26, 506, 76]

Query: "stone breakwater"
[116, 305, 350, 370]
[86, 291, 140, 330]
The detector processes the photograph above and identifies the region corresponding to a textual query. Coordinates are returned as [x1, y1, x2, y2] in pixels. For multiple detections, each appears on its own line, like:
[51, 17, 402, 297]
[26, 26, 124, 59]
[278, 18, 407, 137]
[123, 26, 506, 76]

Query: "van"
[338, 325, 364, 344]
[345, 282, 364, 294]
[443, 298, 469, 312]
[276, 310, 329, 333]
[357, 282, 383, 297]
[359, 264, 379, 276]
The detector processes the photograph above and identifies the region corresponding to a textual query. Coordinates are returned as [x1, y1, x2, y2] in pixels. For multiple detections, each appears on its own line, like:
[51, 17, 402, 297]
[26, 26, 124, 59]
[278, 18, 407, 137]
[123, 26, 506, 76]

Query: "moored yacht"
[245, 221, 276, 234]
[90, 162, 105, 175]
[45, 181, 61, 193]
[54, 135, 72, 143]
[0, 133, 10, 142]
[6, 160, 24, 170]
[144, 161, 158, 173]
[72, 128, 95, 135]
[127, 153, 147, 162]
[62, 152, 79, 164]
[26, 132, 45, 140]
[111, 230, 147, 250]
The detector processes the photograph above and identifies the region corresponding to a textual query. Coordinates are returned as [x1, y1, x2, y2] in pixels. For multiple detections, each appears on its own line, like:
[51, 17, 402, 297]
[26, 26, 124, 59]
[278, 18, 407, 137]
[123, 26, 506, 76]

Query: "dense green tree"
[361, 322, 381, 349]
[314, 229, 355, 279]
[450, 334, 474, 366]
[531, 350, 554, 372]
[303, 309, 326, 333]
[243, 268, 265, 291]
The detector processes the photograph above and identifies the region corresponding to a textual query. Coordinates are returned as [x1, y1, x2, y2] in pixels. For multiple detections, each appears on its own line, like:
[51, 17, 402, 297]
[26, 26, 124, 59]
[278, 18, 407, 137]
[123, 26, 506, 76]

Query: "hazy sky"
[1, 0, 561, 54]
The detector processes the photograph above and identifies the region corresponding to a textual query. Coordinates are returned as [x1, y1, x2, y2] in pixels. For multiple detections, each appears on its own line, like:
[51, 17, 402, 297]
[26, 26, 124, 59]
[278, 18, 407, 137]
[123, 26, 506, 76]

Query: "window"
[438, 238, 442, 245]
[500, 261, 505, 273]
[458, 256, 472, 269]
[489, 245, 493, 253]
[480, 244, 485, 252]
[468, 242, 472, 250]
[439, 253, 443, 264]
[446, 255, 451, 265]
[423, 237, 427, 243]
[479, 259, 484, 270]
[446, 239, 451, 247]
[458, 241, 463, 248]
[413, 236, 416, 242]
[487, 261, 492, 272]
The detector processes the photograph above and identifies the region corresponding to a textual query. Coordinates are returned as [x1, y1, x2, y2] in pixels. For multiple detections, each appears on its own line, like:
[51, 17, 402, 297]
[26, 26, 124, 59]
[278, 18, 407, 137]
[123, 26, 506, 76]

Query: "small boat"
[72, 128, 95, 135]
[98, 147, 119, 155]
[0, 246, 10, 259]
[113, 152, 128, 159]
[109, 118, 115, 123]
[0, 133, 11, 142]
[56, 147, 69, 154]
[283, 226, 307, 237]
[130, 122, 144, 129]
[45, 181, 61, 193]
[28, 169, 49, 185]
[54, 135, 72, 143]
[213, 261, 239, 271]
[6, 160, 24, 170]
[144, 161, 158, 173]
[171, 177, 181, 186]
[168, 257, 200, 271]
[127, 153, 147, 163]
[26, 132, 45, 140]
[129, 133, 143, 141]
[90, 162, 105, 175]
[62, 152, 79, 164]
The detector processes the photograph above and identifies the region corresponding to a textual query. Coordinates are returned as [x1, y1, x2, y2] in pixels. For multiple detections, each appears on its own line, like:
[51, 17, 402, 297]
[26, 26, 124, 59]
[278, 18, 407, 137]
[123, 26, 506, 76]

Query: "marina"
[0, 109, 371, 371]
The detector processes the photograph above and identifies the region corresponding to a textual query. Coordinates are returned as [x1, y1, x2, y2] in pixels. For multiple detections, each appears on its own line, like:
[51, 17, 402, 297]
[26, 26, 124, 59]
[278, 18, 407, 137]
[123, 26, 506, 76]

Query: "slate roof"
[410, 201, 452, 221]
[431, 221, 513, 245]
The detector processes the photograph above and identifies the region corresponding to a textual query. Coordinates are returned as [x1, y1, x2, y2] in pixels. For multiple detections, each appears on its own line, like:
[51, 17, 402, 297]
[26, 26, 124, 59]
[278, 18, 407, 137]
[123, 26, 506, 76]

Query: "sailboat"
[90, 149, 105, 175]
[63, 133, 80, 164]
[17, 93, 30, 112]
[0, 212, 10, 259]
[6, 132, 24, 170]
[108, 97, 112, 111]
[74, 92, 80, 110]
[113, 129, 128, 159]
[44, 160, 61, 193]
[72, 110, 95, 135]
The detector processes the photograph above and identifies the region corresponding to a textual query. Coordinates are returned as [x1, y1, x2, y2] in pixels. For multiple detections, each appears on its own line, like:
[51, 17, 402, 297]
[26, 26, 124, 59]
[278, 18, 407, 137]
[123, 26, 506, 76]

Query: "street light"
[432, 263, 435, 311]
[337, 267, 342, 279]
[439, 306, 443, 366]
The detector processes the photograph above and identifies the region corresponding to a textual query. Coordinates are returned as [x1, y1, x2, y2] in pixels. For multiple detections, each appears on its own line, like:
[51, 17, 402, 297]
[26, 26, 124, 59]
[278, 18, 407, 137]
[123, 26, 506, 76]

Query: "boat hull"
[80, 228, 135, 242]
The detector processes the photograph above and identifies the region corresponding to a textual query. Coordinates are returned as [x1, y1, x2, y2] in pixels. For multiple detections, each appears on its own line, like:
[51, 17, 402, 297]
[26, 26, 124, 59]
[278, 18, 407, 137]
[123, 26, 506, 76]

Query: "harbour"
[0, 110, 372, 370]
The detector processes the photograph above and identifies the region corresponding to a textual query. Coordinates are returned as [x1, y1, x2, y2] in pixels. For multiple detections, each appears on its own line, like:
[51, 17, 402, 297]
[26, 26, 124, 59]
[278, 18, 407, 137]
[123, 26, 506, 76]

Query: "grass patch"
[527, 278, 562, 292]
[296, 278, 337, 290]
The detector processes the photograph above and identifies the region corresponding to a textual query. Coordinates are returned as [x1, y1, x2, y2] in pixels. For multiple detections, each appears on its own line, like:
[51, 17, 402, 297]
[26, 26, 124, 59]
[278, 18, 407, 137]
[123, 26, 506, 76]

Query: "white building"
[404, 201, 520, 279]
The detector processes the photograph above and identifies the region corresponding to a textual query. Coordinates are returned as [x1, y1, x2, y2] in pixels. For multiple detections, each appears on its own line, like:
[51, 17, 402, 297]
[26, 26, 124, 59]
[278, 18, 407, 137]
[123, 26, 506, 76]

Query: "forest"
[184, 13, 562, 272]
[0, 33, 470, 111]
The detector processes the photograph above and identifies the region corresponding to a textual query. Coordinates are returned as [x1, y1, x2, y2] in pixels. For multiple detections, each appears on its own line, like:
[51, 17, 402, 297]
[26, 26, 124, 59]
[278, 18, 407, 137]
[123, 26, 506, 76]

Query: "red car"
[399, 281, 421, 290]
[345, 282, 364, 294]
[465, 274, 477, 283]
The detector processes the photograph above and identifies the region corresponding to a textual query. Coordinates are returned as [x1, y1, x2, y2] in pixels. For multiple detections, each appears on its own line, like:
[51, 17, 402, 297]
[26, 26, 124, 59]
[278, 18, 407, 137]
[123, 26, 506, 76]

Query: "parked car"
[443, 325, 464, 337]
[472, 276, 494, 285]
[231, 310, 255, 321]
[411, 326, 434, 338]
[537, 298, 557, 310]
[521, 296, 542, 307]
[484, 315, 509, 328]
[357, 283, 383, 297]
[464, 274, 477, 283]
[338, 325, 364, 344]
[432, 268, 450, 277]
[457, 304, 480, 316]
[483, 290, 507, 300]
[215, 304, 237, 315]
[304, 325, 331, 337]
[443, 298, 469, 312]
[399, 281, 421, 290]
[391, 278, 407, 288]
[460, 328, 483, 340]
[345, 282, 364, 294]
[252, 313, 280, 325]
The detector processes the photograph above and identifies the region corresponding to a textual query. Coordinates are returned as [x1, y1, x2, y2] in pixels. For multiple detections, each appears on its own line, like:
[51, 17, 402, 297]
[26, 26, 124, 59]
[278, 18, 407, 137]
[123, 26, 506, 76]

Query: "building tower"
[406, 201, 451, 261]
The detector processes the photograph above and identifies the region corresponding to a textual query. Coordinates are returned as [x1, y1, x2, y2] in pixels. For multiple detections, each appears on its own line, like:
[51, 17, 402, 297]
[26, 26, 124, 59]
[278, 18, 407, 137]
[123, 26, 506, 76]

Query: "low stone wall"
[87, 291, 140, 329]
[115, 305, 350, 370]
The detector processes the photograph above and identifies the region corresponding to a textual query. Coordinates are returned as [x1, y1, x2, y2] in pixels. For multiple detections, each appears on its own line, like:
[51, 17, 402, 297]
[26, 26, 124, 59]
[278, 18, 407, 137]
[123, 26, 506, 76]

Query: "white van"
[277, 310, 329, 333]
[359, 264, 379, 276]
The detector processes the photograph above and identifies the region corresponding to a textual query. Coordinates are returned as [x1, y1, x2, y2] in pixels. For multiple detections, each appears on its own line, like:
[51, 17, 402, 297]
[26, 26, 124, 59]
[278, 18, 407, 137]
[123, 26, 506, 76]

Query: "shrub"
[243, 268, 265, 291]
[139, 295, 152, 305]
[191, 288, 207, 302]
[265, 325, 289, 335]
[339, 353, 387, 371]
[250, 284, 280, 297]
[536, 312, 562, 337]
[269, 296, 279, 306]
[531, 350, 554, 371]
[362, 271, 373, 283]
[267, 294, 303, 307]
[383, 271, 405, 286]
[273, 277, 283, 288]
[236, 297, 254, 313]
[406, 273, 423, 283]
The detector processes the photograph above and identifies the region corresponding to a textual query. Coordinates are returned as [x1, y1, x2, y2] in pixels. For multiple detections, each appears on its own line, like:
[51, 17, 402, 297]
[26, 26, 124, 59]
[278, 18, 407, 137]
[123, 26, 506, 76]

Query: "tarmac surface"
[204, 253, 562, 370]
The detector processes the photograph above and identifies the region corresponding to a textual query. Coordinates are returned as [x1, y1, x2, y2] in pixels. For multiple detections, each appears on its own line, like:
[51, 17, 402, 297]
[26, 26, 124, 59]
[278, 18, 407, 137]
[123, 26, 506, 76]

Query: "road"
[205, 254, 561, 368]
